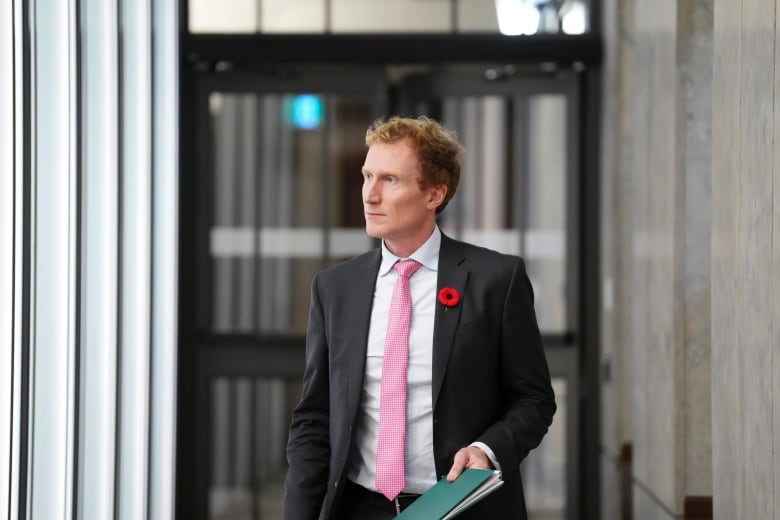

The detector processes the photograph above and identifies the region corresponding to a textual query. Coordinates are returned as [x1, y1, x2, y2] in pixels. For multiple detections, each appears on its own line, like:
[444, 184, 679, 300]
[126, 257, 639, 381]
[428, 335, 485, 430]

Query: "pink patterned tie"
[376, 259, 421, 501]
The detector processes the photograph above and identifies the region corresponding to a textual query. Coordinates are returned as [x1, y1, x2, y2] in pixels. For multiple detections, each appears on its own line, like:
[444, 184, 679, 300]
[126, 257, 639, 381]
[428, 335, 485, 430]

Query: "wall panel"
[711, 1, 742, 518]
[774, 0, 780, 509]
[738, 1, 775, 517]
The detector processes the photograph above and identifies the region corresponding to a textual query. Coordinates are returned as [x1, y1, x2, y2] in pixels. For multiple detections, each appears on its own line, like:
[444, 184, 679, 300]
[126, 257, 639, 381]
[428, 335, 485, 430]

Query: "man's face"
[361, 139, 445, 254]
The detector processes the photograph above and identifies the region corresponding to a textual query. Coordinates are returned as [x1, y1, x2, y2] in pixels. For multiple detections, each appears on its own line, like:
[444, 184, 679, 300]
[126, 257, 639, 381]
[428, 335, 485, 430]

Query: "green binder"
[395, 468, 503, 519]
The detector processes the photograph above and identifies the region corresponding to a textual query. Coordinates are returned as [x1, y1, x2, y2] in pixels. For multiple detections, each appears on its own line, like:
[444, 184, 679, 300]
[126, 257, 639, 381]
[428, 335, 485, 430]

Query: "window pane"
[431, 94, 569, 334]
[457, 0, 501, 32]
[261, 0, 325, 33]
[522, 95, 568, 333]
[208, 92, 374, 334]
[188, 0, 591, 34]
[209, 377, 295, 520]
[522, 377, 567, 518]
[331, 0, 450, 33]
[189, 0, 257, 33]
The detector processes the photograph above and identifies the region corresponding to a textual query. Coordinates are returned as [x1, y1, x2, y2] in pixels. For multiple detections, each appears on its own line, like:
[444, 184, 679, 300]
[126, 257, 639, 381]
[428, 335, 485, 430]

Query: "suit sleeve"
[283, 275, 331, 520]
[475, 258, 557, 471]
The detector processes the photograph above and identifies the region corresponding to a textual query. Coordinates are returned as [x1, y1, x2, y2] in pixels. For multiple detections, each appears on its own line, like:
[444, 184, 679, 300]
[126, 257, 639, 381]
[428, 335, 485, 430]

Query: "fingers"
[446, 446, 491, 482]
[446, 448, 469, 482]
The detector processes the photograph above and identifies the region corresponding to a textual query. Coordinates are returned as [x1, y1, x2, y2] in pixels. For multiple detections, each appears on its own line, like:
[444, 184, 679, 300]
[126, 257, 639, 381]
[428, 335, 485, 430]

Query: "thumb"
[446, 449, 469, 482]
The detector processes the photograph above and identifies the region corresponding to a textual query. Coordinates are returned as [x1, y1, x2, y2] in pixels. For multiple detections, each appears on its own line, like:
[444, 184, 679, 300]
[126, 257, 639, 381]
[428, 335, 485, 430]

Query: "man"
[283, 116, 555, 519]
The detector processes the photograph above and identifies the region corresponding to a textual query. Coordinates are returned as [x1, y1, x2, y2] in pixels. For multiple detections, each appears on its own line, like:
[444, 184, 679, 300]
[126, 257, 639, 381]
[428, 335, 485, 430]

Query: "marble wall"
[711, 0, 780, 517]
[602, 0, 780, 518]
[600, 0, 715, 517]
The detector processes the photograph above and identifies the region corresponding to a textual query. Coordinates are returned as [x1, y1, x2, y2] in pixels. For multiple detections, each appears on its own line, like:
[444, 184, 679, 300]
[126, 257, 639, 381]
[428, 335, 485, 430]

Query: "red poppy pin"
[438, 287, 461, 308]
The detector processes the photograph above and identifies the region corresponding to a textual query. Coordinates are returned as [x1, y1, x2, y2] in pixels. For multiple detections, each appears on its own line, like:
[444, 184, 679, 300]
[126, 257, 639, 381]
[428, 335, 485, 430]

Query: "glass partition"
[207, 85, 572, 335]
[208, 92, 375, 334]
[209, 376, 293, 519]
[194, 64, 580, 520]
[435, 94, 570, 333]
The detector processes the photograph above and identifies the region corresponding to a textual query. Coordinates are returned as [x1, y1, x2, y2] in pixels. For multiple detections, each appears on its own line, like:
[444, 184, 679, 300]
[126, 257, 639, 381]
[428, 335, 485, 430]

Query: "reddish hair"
[365, 116, 462, 214]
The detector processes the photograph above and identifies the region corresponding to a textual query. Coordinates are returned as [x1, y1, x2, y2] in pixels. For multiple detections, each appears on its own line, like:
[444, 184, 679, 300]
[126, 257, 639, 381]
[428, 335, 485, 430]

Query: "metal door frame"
[177, 38, 602, 520]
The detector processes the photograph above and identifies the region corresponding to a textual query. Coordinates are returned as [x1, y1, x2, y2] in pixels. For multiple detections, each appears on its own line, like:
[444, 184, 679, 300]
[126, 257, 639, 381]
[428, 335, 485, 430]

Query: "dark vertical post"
[578, 65, 601, 520]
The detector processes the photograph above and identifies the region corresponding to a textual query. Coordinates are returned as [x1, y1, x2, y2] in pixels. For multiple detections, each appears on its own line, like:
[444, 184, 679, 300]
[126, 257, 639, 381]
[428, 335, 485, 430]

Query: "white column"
[79, 0, 119, 517]
[28, 0, 79, 518]
[117, 0, 153, 518]
[149, 0, 180, 517]
[2, 1, 180, 518]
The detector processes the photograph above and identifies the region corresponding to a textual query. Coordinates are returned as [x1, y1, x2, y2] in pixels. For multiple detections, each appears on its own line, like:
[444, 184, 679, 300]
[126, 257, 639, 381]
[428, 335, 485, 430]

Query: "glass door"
[396, 65, 581, 520]
[182, 63, 582, 520]
[189, 67, 387, 520]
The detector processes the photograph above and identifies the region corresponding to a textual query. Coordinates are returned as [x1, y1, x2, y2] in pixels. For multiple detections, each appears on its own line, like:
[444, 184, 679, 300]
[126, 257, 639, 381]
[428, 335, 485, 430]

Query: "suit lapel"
[345, 249, 381, 421]
[432, 235, 468, 410]
[341, 238, 469, 417]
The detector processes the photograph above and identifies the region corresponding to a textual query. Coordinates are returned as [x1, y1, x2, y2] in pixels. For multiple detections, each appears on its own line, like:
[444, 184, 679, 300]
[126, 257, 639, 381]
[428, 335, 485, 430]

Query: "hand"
[446, 446, 493, 482]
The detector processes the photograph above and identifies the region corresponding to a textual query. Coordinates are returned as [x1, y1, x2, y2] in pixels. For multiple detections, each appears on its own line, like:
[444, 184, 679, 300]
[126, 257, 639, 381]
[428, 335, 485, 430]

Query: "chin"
[364, 224, 383, 239]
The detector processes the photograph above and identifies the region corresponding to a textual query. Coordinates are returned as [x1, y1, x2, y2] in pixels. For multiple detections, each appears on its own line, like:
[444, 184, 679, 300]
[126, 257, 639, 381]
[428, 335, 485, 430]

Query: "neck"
[384, 225, 436, 259]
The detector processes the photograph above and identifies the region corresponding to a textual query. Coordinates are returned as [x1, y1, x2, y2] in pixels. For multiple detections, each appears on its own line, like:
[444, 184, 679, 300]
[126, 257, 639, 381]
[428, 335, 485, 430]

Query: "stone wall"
[601, 0, 780, 517]
[600, 0, 716, 517]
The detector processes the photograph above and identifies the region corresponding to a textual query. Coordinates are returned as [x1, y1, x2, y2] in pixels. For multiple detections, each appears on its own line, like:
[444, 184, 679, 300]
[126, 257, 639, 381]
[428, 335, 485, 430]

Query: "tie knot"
[393, 259, 421, 279]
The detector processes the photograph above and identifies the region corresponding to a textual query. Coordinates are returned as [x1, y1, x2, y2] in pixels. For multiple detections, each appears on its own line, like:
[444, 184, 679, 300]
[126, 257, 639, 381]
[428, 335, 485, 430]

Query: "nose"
[363, 178, 380, 204]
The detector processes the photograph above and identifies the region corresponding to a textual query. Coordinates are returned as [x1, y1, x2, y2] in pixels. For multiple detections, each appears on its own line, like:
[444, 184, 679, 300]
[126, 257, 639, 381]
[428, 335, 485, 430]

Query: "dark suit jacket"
[283, 234, 556, 519]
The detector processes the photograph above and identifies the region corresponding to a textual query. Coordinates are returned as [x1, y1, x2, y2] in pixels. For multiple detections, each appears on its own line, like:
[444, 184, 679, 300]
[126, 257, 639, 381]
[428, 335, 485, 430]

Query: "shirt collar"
[379, 226, 441, 276]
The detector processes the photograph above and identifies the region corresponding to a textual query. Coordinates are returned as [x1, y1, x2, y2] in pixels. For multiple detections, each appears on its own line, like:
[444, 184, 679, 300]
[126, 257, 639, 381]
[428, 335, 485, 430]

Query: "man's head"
[365, 116, 462, 214]
[361, 116, 463, 257]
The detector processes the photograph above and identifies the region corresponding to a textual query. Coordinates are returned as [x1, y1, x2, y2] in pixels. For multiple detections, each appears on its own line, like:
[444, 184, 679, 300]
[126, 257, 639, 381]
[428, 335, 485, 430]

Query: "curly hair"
[365, 116, 462, 214]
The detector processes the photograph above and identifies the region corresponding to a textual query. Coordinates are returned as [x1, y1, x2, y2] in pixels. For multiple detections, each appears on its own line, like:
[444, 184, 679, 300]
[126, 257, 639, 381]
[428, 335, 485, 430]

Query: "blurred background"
[3, 1, 780, 519]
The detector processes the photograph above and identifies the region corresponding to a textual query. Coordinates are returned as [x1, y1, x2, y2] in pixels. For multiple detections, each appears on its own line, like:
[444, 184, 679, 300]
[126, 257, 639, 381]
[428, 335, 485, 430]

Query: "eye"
[385, 176, 397, 183]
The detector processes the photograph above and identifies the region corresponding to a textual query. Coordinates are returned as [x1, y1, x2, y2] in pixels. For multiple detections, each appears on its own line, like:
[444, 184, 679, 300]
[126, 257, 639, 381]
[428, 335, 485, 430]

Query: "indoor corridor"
[5, 1, 780, 520]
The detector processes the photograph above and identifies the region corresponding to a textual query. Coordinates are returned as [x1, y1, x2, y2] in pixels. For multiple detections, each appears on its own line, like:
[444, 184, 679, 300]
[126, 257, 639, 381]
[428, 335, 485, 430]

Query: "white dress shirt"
[348, 228, 440, 493]
[348, 227, 500, 494]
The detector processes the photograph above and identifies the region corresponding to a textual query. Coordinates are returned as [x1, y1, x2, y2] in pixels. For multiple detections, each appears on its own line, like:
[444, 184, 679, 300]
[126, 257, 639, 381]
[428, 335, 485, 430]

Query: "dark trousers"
[338, 481, 420, 520]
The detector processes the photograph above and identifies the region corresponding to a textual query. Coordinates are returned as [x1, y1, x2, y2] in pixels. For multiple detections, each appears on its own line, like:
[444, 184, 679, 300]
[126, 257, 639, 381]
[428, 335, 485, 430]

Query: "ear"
[426, 184, 448, 211]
